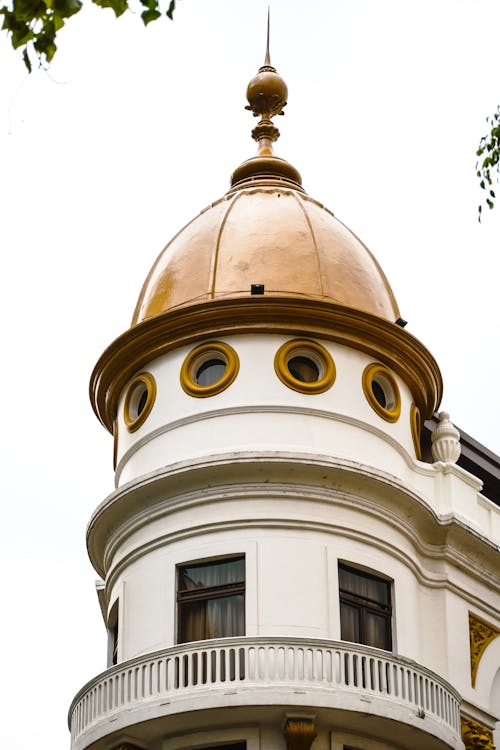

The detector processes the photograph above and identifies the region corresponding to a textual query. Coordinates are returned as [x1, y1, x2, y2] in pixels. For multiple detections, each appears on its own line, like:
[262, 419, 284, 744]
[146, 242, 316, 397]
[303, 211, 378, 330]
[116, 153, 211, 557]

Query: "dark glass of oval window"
[196, 358, 226, 387]
[137, 387, 148, 416]
[288, 356, 320, 383]
[372, 380, 387, 409]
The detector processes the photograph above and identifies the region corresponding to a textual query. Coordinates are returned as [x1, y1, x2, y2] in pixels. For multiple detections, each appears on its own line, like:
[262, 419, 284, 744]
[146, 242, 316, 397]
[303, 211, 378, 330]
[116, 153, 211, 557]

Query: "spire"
[264, 6, 271, 67]
[229, 11, 302, 190]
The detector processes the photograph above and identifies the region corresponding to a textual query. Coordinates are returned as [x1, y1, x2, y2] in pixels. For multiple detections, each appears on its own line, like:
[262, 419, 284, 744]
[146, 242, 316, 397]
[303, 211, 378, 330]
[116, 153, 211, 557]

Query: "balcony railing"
[69, 637, 461, 743]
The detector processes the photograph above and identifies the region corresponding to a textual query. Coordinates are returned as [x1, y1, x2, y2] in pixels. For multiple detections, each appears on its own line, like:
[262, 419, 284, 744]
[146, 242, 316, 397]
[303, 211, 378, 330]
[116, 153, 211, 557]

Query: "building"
[68, 40, 500, 750]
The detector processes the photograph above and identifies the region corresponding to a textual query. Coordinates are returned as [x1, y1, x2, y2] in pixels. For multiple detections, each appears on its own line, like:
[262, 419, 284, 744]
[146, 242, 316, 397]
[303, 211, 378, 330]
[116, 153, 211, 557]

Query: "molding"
[461, 715, 495, 750]
[90, 297, 442, 432]
[114, 404, 417, 485]
[469, 611, 500, 687]
[85, 452, 500, 601]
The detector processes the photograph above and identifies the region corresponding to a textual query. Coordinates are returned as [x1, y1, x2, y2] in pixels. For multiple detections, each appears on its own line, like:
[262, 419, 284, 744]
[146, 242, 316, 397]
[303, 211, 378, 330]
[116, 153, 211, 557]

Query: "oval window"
[362, 364, 401, 423]
[123, 372, 157, 433]
[274, 340, 335, 394]
[181, 342, 239, 397]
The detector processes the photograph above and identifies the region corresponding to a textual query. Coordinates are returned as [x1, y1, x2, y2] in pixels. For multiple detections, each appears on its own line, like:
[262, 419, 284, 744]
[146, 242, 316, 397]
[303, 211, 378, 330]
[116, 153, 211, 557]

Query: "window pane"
[179, 594, 244, 643]
[340, 602, 360, 643]
[365, 611, 391, 650]
[179, 558, 245, 591]
[196, 359, 226, 386]
[339, 565, 390, 606]
[339, 563, 392, 651]
[288, 356, 319, 382]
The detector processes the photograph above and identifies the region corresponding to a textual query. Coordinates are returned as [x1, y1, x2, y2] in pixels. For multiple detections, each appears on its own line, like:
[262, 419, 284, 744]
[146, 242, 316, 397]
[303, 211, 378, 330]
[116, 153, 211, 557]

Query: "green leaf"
[480, 180, 485, 190]
[92, 0, 128, 18]
[166, 0, 175, 19]
[13, 0, 47, 21]
[53, 0, 82, 17]
[487, 198, 494, 209]
[12, 20, 34, 48]
[141, 6, 160, 23]
[34, 32, 57, 61]
[22, 46, 31, 71]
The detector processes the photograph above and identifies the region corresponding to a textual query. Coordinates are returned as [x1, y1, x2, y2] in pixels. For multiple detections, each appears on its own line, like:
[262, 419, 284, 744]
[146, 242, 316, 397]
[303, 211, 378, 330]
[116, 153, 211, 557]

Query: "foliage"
[0, 0, 176, 71]
[476, 106, 500, 221]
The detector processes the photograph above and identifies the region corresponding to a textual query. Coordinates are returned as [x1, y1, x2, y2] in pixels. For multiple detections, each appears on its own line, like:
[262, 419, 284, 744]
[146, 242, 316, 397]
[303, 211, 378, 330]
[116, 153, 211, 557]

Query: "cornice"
[90, 297, 442, 432]
[84, 452, 500, 615]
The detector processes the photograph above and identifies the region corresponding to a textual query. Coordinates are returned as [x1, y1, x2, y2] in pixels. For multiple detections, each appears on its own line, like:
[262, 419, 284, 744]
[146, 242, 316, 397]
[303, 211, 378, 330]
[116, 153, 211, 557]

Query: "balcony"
[69, 637, 462, 750]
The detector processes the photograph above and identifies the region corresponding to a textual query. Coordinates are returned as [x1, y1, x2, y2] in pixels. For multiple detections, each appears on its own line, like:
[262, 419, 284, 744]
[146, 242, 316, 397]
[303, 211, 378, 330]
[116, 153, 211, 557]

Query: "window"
[361, 363, 401, 423]
[274, 339, 336, 394]
[180, 341, 239, 398]
[107, 599, 119, 667]
[177, 556, 245, 643]
[339, 563, 392, 651]
[124, 372, 156, 432]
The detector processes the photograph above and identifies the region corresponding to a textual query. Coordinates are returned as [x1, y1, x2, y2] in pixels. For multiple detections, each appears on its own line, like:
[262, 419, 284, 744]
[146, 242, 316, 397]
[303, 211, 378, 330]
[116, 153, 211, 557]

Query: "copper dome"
[132, 183, 400, 325]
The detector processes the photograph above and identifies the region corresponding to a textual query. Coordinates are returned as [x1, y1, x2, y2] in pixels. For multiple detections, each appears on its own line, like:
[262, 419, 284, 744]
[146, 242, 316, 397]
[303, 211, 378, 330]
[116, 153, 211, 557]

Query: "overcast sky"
[1, 1, 499, 747]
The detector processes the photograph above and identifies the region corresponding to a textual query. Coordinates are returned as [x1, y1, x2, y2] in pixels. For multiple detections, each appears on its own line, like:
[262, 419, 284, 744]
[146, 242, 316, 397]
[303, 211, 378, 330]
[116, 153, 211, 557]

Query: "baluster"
[258, 647, 266, 680]
[277, 647, 285, 680]
[248, 647, 255, 681]
[268, 646, 275, 680]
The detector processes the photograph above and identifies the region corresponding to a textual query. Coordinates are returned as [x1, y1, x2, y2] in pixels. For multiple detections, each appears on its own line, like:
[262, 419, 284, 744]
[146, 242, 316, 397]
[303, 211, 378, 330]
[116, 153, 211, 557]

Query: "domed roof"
[132, 40, 400, 326]
[132, 184, 400, 325]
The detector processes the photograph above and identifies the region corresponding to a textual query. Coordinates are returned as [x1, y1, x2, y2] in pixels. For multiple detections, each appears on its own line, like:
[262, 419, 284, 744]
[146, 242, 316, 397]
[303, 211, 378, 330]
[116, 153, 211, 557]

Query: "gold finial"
[230, 10, 302, 189]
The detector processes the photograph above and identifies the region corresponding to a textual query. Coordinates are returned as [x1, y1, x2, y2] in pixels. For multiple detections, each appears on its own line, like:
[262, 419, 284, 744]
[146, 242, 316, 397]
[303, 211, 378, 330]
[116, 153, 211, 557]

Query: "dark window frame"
[339, 562, 393, 651]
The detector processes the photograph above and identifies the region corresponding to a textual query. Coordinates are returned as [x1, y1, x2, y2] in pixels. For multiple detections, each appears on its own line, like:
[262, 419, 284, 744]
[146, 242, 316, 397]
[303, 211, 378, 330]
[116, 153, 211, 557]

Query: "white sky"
[0, 1, 499, 747]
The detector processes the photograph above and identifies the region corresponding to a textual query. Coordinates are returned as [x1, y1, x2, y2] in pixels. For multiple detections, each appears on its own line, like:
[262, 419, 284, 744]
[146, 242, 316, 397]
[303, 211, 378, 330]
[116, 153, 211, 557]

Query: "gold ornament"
[283, 718, 317, 750]
[461, 716, 495, 750]
[469, 612, 500, 687]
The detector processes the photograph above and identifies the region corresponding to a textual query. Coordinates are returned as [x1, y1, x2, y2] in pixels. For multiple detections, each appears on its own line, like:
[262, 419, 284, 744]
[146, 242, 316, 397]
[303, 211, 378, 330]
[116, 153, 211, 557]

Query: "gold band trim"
[410, 403, 422, 460]
[180, 341, 239, 398]
[362, 363, 401, 423]
[90, 297, 442, 433]
[274, 339, 335, 394]
[123, 372, 156, 433]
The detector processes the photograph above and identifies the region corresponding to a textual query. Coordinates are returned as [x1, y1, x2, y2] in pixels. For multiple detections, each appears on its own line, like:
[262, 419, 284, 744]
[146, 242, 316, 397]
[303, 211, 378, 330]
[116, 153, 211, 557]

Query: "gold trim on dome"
[461, 715, 495, 750]
[410, 403, 422, 460]
[469, 611, 500, 688]
[362, 363, 401, 423]
[123, 372, 156, 433]
[90, 298, 442, 434]
[274, 339, 335, 394]
[180, 341, 239, 398]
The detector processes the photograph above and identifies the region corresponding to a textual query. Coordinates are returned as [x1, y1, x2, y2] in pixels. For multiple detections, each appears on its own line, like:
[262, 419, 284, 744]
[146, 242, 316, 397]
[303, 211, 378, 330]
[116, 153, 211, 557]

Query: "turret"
[69, 28, 500, 750]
